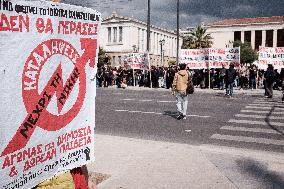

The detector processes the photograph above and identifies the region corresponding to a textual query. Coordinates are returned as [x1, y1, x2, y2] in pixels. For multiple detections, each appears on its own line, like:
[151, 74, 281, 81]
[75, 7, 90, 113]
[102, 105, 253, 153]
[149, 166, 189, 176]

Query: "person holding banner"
[225, 64, 237, 97]
[172, 64, 190, 120]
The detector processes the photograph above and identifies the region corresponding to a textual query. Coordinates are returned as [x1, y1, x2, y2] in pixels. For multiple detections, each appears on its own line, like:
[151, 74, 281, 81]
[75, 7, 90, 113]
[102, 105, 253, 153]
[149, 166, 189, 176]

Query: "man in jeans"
[225, 64, 237, 97]
[172, 64, 189, 120]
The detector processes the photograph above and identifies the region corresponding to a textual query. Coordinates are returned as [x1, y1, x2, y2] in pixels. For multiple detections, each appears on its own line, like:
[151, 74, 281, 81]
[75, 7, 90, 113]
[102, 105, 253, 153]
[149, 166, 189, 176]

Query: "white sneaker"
[183, 115, 187, 120]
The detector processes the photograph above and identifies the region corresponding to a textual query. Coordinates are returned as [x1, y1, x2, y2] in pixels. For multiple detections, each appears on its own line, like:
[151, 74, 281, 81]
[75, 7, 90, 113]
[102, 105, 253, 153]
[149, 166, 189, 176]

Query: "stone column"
[273, 29, 278, 47]
[262, 30, 266, 47]
[241, 31, 244, 43]
[251, 30, 255, 49]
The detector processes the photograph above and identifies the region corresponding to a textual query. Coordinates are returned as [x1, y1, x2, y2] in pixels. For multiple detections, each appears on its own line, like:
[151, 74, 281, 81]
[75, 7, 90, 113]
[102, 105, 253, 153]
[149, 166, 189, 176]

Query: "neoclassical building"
[100, 12, 181, 67]
[181, 16, 284, 50]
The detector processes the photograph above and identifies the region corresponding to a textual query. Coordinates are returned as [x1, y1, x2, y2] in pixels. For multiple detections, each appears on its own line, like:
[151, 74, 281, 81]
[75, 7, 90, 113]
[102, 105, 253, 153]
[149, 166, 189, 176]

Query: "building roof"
[103, 11, 177, 35]
[208, 16, 284, 27]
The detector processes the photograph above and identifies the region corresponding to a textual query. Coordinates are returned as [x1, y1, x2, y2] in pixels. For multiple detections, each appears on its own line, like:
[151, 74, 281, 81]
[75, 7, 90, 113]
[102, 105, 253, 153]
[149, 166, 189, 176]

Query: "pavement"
[87, 134, 284, 189]
[86, 86, 284, 189]
[103, 85, 283, 97]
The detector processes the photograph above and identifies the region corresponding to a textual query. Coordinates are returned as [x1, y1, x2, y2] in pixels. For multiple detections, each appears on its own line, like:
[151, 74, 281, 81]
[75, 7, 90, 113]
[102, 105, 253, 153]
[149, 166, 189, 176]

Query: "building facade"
[181, 16, 284, 50]
[100, 12, 181, 67]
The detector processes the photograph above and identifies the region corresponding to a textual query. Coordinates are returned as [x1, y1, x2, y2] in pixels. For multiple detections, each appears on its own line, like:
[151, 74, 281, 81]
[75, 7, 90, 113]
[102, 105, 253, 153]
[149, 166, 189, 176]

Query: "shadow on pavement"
[265, 106, 284, 136]
[163, 111, 179, 119]
[236, 158, 284, 189]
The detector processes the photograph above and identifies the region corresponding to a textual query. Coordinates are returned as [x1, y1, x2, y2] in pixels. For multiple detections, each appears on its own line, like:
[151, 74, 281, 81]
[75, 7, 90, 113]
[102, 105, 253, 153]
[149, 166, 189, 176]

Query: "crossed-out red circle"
[22, 39, 86, 131]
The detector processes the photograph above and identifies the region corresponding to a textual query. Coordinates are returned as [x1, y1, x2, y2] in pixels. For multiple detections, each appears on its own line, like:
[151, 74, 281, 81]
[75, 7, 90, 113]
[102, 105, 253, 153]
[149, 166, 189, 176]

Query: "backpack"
[186, 72, 194, 94]
[266, 70, 275, 82]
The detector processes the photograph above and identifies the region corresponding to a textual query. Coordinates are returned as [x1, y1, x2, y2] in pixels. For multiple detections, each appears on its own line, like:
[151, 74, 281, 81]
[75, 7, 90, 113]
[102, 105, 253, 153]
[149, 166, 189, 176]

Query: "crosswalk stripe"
[211, 134, 284, 146]
[245, 106, 284, 110]
[220, 126, 283, 134]
[250, 103, 284, 107]
[228, 119, 284, 127]
[235, 114, 284, 120]
[240, 109, 284, 115]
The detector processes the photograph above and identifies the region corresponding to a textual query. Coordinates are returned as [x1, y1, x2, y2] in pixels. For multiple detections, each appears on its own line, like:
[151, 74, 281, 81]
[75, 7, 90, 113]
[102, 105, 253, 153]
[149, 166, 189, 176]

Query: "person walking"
[172, 64, 190, 120]
[225, 64, 237, 97]
[264, 64, 275, 98]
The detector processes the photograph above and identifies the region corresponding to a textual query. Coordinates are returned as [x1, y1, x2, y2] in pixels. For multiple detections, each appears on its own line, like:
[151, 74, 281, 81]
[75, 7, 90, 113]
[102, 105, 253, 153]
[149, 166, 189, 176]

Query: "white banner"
[180, 47, 240, 69]
[258, 47, 284, 69]
[0, 1, 100, 188]
[123, 53, 150, 70]
[179, 49, 209, 69]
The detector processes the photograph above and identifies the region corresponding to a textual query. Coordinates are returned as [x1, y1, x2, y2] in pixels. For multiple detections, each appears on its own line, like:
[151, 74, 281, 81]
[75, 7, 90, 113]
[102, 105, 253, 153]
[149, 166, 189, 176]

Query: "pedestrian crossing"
[210, 98, 284, 151]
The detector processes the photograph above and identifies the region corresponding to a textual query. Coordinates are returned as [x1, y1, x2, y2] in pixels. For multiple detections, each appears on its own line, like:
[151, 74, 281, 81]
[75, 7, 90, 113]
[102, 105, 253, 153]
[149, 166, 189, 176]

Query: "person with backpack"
[264, 64, 275, 98]
[172, 64, 192, 120]
[225, 64, 237, 97]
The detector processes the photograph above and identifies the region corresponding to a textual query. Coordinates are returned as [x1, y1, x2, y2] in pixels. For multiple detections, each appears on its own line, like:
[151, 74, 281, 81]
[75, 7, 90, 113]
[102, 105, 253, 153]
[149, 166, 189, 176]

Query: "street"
[95, 87, 284, 153]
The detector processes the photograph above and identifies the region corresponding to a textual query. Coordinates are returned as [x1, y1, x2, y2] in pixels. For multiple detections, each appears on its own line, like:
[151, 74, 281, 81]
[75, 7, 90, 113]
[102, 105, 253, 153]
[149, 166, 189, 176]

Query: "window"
[108, 27, 111, 43]
[112, 56, 116, 65]
[255, 30, 262, 50]
[277, 29, 284, 47]
[234, 31, 241, 41]
[119, 27, 123, 43]
[244, 31, 251, 43]
[118, 56, 122, 65]
[266, 30, 273, 47]
[113, 27, 117, 43]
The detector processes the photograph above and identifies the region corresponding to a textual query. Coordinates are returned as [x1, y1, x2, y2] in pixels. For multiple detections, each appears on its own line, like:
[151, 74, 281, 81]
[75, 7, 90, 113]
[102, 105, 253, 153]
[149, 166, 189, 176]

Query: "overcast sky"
[46, 0, 284, 30]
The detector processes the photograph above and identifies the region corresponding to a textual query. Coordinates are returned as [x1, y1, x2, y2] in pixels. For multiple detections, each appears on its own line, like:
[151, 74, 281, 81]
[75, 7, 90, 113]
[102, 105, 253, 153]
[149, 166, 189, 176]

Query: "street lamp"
[159, 39, 165, 66]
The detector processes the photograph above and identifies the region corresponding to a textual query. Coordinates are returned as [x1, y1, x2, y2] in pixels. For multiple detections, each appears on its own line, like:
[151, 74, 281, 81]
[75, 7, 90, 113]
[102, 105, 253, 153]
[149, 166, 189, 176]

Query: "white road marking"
[211, 134, 284, 146]
[139, 100, 153, 102]
[220, 126, 282, 134]
[249, 103, 284, 107]
[157, 100, 176, 103]
[114, 109, 211, 118]
[245, 106, 284, 110]
[228, 119, 284, 127]
[185, 130, 192, 133]
[240, 109, 284, 115]
[122, 99, 136, 101]
[235, 114, 284, 120]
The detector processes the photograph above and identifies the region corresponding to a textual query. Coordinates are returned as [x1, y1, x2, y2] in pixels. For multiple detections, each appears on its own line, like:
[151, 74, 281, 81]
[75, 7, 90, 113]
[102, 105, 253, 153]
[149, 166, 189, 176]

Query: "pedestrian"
[264, 64, 275, 98]
[225, 64, 237, 97]
[172, 63, 190, 120]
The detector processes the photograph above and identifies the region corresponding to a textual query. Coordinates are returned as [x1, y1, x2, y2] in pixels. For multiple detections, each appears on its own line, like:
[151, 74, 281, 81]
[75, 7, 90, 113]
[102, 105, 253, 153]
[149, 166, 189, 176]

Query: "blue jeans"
[226, 83, 234, 97]
[250, 78, 256, 89]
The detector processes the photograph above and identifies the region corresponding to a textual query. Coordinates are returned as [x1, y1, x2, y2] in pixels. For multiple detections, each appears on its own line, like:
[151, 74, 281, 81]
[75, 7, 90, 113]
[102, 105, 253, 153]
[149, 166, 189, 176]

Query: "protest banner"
[258, 47, 284, 69]
[123, 53, 150, 70]
[179, 49, 209, 69]
[0, 0, 100, 188]
[180, 47, 240, 69]
[209, 47, 240, 69]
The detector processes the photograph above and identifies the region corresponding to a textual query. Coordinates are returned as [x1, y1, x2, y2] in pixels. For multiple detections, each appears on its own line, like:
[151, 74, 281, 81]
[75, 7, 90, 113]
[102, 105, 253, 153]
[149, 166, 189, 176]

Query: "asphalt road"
[95, 87, 284, 153]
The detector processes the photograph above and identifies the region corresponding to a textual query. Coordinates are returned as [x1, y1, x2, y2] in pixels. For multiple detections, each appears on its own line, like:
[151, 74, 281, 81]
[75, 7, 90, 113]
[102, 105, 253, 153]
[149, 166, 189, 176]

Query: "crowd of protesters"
[96, 64, 284, 100]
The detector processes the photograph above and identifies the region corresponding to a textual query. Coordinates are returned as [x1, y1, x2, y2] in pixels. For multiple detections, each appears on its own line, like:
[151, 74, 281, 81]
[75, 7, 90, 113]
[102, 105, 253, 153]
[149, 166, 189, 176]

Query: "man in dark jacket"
[264, 64, 275, 98]
[225, 64, 237, 97]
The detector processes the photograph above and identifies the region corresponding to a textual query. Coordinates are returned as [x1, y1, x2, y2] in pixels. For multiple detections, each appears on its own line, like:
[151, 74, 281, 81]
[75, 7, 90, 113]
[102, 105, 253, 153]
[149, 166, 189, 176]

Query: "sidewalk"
[87, 134, 238, 189]
[87, 135, 284, 189]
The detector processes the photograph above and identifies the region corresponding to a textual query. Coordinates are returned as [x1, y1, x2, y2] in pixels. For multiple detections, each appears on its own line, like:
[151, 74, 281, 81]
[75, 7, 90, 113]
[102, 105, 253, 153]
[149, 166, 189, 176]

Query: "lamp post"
[159, 39, 165, 67]
[176, 0, 180, 65]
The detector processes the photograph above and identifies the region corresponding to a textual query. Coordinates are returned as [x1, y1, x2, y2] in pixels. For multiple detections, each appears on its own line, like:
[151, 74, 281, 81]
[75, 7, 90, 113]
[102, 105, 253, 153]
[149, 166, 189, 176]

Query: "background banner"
[0, 1, 100, 188]
[123, 53, 150, 70]
[258, 47, 284, 69]
[180, 47, 240, 69]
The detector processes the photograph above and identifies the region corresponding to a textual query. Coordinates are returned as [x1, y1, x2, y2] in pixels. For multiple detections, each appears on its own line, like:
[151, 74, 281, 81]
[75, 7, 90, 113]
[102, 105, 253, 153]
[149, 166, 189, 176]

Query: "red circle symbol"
[22, 39, 86, 131]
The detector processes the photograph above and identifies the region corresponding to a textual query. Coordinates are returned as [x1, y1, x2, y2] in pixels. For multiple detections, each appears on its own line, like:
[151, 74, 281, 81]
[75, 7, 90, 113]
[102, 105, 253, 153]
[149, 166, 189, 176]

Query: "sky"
[36, 0, 284, 30]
